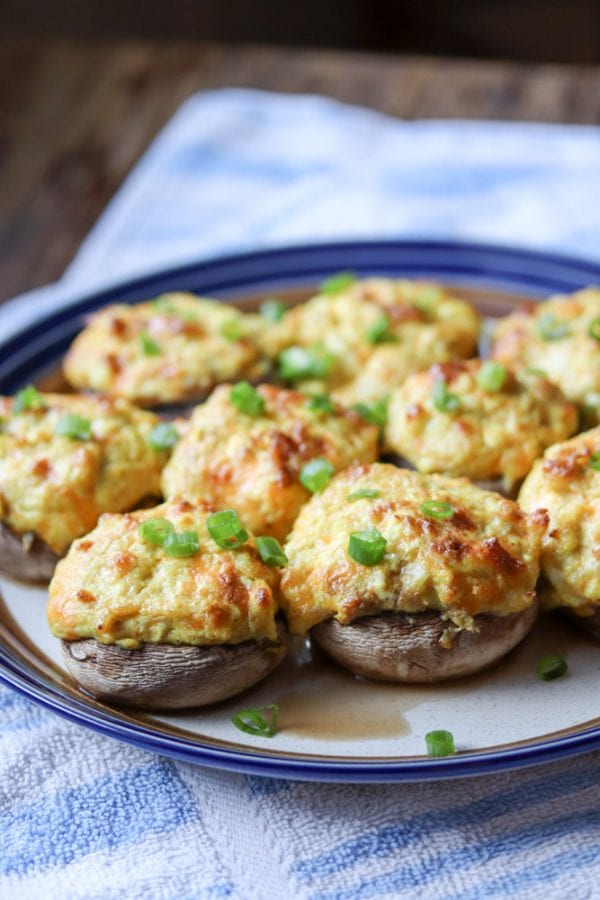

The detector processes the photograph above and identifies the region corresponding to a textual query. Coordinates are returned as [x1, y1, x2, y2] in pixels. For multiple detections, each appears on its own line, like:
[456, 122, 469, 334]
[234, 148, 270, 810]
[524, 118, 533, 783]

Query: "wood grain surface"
[1, 37, 599, 303]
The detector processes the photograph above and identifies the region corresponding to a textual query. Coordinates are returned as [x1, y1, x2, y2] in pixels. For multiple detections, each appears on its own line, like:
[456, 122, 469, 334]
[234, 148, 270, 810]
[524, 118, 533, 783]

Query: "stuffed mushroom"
[281, 463, 545, 682]
[491, 286, 600, 425]
[0, 388, 169, 583]
[64, 292, 269, 407]
[385, 360, 578, 492]
[48, 498, 288, 708]
[162, 383, 379, 541]
[519, 426, 600, 639]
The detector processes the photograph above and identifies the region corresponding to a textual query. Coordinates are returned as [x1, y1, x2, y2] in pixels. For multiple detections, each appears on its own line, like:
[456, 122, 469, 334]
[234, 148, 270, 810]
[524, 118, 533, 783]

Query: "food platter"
[1, 238, 600, 783]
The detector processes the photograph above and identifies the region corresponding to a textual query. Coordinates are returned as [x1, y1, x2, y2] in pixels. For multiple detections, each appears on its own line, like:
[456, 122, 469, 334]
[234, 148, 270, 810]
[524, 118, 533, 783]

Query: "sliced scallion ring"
[55, 413, 92, 441]
[476, 361, 507, 392]
[207, 509, 249, 550]
[320, 271, 356, 296]
[589, 452, 600, 471]
[305, 394, 334, 415]
[163, 530, 200, 558]
[147, 422, 179, 451]
[352, 395, 389, 428]
[260, 299, 286, 322]
[278, 346, 334, 382]
[139, 332, 161, 356]
[299, 457, 335, 493]
[365, 315, 395, 345]
[425, 730, 456, 757]
[347, 529, 387, 566]
[256, 536, 288, 567]
[588, 318, 600, 341]
[220, 319, 243, 341]
[420, 500, 454, 520]
[138, 518, 175, 547]
[13, 385, 46, 413]
[536, 653, 568, 681]
[536, 312, 570, 341]
[230, 382, 265, 417]
[432, 379, 461, 413]
[231, 704, 279, 737]
[347, 487, 380, 501]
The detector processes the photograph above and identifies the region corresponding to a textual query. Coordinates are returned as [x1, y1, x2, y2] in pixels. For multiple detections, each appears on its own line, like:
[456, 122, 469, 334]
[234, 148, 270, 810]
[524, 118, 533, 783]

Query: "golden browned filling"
[519, 426, 600, 616]
[0, 391, 168, 553]
[282, 463, 545, 635]
[162, 383, 379, 542]
[386, 360, 578, 488]
[48, 498, 282, 648]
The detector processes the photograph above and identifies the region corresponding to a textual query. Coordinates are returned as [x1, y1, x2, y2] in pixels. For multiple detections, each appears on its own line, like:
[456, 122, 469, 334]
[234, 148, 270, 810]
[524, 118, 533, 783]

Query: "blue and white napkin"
[2, 89, 600, 899]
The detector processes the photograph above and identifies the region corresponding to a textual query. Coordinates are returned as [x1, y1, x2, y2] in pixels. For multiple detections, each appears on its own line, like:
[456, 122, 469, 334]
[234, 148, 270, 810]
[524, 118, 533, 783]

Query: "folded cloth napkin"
[2, 89, 600, 900]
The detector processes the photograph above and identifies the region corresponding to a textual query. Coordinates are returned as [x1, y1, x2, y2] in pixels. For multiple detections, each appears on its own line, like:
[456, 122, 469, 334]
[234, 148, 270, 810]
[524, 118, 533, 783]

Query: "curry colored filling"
[48, 498, 281, 649]
[281, 463, 545, 635]
[0, 392, 167, 554]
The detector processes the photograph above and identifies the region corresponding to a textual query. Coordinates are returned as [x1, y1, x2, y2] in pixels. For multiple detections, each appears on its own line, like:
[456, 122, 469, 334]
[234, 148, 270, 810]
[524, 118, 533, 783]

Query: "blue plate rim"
[1, 236, 600, 782]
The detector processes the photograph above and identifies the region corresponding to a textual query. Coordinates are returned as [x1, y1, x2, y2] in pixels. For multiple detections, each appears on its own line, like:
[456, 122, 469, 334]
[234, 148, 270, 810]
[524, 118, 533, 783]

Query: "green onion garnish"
[138, 518, 175, 546]
[347, 487, 380, 501]
[412, 287, 441, 311]
[13, 385, 46, 413]
[588, 318, 600, 341]
[421, 500, 454, 520]
[231, 704, 279, 738]
[55, 414, 92, 441]
[163, 530, 200, 558]
[365, 315, 395, 345]
[536, 312, 570, 341]
[425, 730, 456, 757]
[207, 509, 249, 550]
[278, 346, 334, 382]
[140, 332, 161, 356]
[260, 299, 286, 323]
[320, 271, 356, 296]
[589, 452, 600, 471]
[299, 457, 335, 493]
[348, 529, 387, 566]
[536, 653, 568, 681]
[152, 296, 178, 314]
[256, 536, 288, 567]
[230, 382, 265, 417]
[352, 395, 389, 428]
[525, 367, 547, 378]
[476, 361, 507, 392]
[305, 394, 334, 416]
[432, 379, 461, 413]
[220, 319, 243, 341]
[147, 422, 179, 451]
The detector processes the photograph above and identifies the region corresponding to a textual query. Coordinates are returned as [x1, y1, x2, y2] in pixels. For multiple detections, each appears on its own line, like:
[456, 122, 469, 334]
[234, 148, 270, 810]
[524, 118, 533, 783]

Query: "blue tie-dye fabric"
[1, 90, 600, 899]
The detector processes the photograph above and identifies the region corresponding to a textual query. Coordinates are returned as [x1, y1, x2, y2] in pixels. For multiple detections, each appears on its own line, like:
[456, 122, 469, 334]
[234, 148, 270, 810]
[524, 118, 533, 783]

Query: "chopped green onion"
[425, 730, 456, 757]
[230, 382, 265, 417]
[421, 500, 454, 520]
[320, 271, 356, 296]
[260, 299, 286, 322]
[278, 346, 334, 382]
[347, 487, 381, 501]
[207, 509, 249, 550]
[163, 530, 200, 558]
[55, 414, 92, 441]
[348, 529, 387, 566]
[13, 385, 46, 413]
[525, 367, 547, 378]
[536, 653, 568, 681]
[536, 312, 570, 341]
[305, 394, 334, 416]
[589, 452, 600, 471]
[365, 315, 396, 345]
[588, 318, 600, 341]
[476, 361, 507, 392]
[220, 319, 243, 341]
[352, 395, 389, 428]
[138, 518, 175, 546]
[147, 422, 179, 451]
[299, 457, 335, 493]
[231, 704, 279, 738]
[139, 332, 161, 356]
[256, 536, 288, 567]
[151, 296, 178, 314]
[432, 379, 461, 413]
[412, 287, 441, 311]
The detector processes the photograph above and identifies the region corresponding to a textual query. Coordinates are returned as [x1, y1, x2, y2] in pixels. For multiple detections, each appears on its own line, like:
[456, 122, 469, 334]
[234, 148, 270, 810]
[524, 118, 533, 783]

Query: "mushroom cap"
[312, 602, 539, 683]
[0, 522, 60, 584]
[61, 619, 289, 710]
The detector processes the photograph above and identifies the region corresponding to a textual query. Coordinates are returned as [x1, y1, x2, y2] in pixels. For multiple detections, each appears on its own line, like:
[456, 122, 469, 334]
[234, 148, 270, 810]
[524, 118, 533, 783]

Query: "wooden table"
[1, 37, 599, 303]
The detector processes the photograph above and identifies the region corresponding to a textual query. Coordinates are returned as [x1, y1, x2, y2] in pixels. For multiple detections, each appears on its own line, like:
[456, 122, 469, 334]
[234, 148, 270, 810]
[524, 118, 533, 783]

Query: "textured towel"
[2, 89, 600, 899]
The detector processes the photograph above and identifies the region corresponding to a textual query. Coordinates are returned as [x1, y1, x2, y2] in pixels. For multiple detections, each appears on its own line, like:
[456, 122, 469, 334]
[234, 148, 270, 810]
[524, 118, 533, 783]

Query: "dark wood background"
[1, 37, 600, 303]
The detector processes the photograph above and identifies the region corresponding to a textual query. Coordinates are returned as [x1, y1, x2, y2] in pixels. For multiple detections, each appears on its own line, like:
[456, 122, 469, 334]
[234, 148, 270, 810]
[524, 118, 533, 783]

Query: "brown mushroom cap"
[312, 601, 539, 683]
[565, 608, 600, 641]
[0, 522, 61, 584]
[61, 620, 289, 710]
